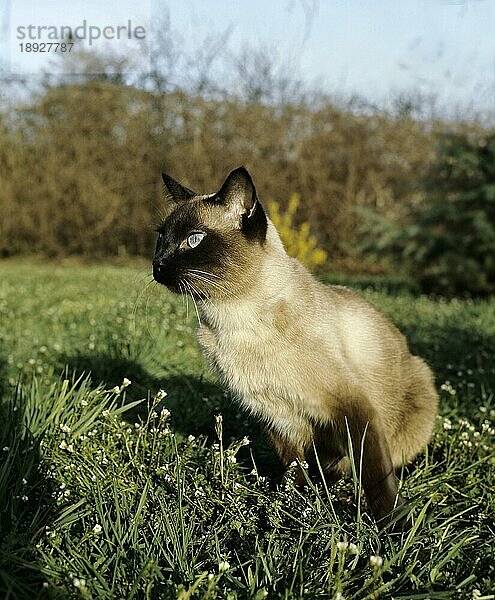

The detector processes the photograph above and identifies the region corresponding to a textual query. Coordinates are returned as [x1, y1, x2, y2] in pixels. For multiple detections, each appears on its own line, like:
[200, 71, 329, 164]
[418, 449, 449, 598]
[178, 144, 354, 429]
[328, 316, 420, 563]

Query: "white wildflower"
[369, 555, 383, 568]
[73, 577, 86, 589]
[218, 560, 230, 572]
[349, 543, 359, 555]
[122, 378, 131, 387]
[440, 382, 456, 396]
[93, 523, 103, 534]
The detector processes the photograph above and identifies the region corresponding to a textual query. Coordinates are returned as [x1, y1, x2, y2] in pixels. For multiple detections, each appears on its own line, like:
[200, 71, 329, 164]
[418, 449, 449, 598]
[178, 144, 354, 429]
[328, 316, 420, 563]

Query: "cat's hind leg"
[266, 427, 310, 486]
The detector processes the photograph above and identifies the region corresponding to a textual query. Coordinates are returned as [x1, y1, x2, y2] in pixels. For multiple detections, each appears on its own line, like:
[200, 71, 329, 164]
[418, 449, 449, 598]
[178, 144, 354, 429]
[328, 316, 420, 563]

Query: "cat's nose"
[152, 260, 163, 281]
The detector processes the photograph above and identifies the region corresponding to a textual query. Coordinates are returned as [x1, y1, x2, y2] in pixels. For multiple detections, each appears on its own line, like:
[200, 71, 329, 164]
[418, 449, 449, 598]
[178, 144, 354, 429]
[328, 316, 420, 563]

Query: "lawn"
[0, 261, 494, 599]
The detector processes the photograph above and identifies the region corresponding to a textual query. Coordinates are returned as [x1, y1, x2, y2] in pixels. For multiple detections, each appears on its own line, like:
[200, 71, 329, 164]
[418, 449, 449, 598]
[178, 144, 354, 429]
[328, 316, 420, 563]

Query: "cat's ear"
[162, 173, 196, 202]
[217, 167, 258, 221]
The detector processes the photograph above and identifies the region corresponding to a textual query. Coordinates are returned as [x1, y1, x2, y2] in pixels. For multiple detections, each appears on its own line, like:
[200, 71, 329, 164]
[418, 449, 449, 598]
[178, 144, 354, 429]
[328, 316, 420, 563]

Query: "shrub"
[362, 131, 495, 295]
[419, 132, 495, 294]
[268, 194, 327, 270]
[0, 74, 438, 261]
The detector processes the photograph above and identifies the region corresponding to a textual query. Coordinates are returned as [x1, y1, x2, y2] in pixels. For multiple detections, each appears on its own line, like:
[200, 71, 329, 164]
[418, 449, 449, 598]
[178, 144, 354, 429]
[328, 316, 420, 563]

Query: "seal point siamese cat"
[152, 166, 438, 528]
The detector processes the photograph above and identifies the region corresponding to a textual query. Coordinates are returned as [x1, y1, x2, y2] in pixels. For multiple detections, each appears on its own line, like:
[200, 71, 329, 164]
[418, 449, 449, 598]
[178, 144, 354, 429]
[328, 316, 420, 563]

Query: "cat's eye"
[155, 232, 164, 252]
[186, 232, 205, 249]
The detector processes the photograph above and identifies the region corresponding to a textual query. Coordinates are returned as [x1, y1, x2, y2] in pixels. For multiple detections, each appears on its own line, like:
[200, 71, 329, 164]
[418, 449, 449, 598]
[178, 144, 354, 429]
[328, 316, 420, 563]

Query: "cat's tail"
[390, 355, 439, 466]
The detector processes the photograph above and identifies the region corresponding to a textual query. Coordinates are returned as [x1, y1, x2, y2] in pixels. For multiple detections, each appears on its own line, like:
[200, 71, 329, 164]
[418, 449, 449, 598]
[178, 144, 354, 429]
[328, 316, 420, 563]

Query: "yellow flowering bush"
[268, 193, 327, 270]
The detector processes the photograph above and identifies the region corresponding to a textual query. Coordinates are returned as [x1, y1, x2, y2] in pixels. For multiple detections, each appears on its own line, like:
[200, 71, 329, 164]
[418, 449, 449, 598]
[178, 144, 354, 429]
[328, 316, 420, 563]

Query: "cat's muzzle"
[152, 260, 181, 293]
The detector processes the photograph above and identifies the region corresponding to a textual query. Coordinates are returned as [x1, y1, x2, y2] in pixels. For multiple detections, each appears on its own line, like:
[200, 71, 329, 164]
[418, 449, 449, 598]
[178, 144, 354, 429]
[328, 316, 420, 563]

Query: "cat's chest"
[197, 321, 285, 389]
[196, 319, 330, 422]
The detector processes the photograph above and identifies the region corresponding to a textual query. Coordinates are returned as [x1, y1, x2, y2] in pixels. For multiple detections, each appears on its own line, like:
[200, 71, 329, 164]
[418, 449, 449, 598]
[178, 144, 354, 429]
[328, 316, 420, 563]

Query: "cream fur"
[196, 220, 438, 468]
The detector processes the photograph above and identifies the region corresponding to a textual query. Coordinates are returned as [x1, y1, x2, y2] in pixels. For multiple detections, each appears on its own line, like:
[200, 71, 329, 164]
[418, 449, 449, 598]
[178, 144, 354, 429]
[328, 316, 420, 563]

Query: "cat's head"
[152, 167, 268, 299]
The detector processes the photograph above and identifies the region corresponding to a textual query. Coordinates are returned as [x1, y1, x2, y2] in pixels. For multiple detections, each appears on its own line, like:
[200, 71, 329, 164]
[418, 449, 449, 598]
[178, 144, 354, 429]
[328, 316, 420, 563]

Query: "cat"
[152, 166, 439, 528]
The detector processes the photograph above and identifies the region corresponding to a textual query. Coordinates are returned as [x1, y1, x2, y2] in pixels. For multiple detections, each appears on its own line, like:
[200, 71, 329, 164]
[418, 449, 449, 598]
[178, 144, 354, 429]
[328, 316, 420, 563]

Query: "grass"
[0, 260, 494, 599]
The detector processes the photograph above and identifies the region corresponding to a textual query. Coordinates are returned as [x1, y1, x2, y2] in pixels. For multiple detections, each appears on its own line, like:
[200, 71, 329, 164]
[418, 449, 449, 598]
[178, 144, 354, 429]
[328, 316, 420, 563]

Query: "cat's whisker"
[133, 269, 154, 288]
[186, 271, 241, 302]
[187, 269, 243, 300]
[186, 273, 228, 303]
[132, 276, 155, 337]
[183, 279, 202, 325]
[186, 269, 241, 298]
[187, 271, 225, 292]
[187, 271, 225, 288]
[187, 268, 223, 281]
[144, 279, 158, 341]
[131, 272, 153, 319]
[190, 284, 217, 314]
[184, 277, 215, 316]
[178, 279, 189, 322]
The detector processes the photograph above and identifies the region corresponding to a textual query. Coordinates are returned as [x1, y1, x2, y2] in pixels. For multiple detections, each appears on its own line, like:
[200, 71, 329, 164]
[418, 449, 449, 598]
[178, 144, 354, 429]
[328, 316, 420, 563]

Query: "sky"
[1, 0, 495, 115]
[165, 0, 495, 114]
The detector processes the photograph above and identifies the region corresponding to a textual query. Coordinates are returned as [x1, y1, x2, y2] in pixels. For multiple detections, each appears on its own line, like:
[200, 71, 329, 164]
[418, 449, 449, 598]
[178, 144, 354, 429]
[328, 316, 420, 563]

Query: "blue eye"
[156, 232, 164, 252]
[187, 232, 205, 248]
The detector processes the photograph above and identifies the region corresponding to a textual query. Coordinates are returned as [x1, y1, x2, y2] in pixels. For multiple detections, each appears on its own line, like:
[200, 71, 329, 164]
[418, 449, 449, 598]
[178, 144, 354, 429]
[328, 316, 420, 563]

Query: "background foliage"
[1, 40, 494, 294]
[363, 131, 495, 295]
[0, 78, 435, 261]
